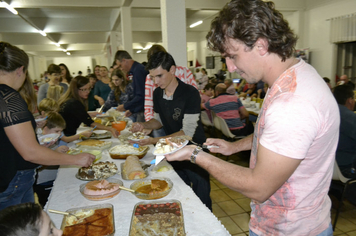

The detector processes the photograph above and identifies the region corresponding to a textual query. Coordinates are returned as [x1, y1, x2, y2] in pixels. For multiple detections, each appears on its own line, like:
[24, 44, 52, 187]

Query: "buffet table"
[45, 129, 230, 236]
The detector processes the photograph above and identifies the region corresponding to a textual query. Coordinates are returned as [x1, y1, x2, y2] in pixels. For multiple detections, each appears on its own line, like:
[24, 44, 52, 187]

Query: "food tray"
[120, 162, 149, 180]
[60, 203, 115, 236]
[129, 177, 173, 200]
[109, 145, 149, 159]
[79, 178, 123, 201]
[76, 162, 119, 181]
[129, 199, 185, 236]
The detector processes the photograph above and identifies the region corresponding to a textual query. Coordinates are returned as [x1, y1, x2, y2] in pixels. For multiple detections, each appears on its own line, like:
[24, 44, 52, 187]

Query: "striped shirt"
[204, 93, 244, 130]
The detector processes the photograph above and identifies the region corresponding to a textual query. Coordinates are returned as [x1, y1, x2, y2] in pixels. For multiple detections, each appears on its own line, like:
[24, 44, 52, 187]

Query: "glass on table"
[112, 120, 126, 134]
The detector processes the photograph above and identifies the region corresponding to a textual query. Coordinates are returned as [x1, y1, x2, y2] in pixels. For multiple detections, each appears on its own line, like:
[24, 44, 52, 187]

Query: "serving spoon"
[48, 209, 79, 220]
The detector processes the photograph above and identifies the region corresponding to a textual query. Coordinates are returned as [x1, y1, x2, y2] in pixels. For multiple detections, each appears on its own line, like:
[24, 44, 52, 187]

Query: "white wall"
[52, 57, 93, 76]
[304, 0, 356, 85]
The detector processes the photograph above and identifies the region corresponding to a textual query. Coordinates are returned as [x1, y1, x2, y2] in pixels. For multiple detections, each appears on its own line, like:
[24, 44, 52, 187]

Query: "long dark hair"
[59, 63, 72, 83]
[0, 41, 29, 73]
[58, 76, 90, 110]
[0, 202, 42, 236]
[111, 69, 128, 103]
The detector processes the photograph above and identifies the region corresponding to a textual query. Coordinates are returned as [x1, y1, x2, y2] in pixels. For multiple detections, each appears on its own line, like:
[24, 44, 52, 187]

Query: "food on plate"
[123, 156, 146, 180]
[136, 179, 169, 196]
[63, 208, 114, 236]
[154, 136, 188, 154]
[130, 201, 185, 236]
[76, 139, 112, 150]
[130, 132, 147, 140]
[130, 178, 173, 200]
[84, 179, 120, 195]
[77, 161, 118, 180]
[152, 160, 173, 173]
[109, 144, 149, 159]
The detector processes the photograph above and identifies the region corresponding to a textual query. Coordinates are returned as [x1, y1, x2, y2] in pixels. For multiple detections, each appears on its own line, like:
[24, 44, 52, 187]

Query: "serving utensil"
[190, 140, 219, 150]
[118, 185, 137, 193]
[48, 209, 79, 220]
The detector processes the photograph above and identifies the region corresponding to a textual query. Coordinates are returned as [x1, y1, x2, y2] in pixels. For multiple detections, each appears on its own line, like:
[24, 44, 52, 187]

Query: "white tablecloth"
[45, 135, 231, 236]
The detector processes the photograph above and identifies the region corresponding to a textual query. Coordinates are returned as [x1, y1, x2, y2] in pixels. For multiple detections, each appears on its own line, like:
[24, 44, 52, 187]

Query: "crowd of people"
[1, 0, 356, 235]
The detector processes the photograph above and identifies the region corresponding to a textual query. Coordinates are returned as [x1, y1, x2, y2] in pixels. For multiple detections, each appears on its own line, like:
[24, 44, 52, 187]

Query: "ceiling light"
[54, 43, 60, 47]
[190, 20, 203, 28]
[137, 50, 142, 53]
[38, 30, 46, 36]
[62, 49, 67, 52]
[143, 45, 152, 50]
[66, 52, 71, 55]
[2, 1, 18, 15]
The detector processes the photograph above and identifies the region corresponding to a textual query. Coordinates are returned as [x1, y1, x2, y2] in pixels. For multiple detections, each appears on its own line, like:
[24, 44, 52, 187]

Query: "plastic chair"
[201, 110, 215, 137]
[331, 160, 356, 230]
[216, 115, 246, 140]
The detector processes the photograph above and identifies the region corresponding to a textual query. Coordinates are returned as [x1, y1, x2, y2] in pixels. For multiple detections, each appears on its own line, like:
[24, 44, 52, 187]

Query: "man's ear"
[169, 65, 176, 75]
[254, 38, 269, 56]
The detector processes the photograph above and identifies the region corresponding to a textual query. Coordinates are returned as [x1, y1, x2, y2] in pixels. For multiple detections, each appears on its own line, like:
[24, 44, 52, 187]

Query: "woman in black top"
[58, 76, 119, 137]
[0, 42, 95, 211]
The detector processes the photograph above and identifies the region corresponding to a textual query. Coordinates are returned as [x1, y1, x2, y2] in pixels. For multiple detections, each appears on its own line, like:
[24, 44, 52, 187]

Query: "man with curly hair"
[166, 0, 339, 235]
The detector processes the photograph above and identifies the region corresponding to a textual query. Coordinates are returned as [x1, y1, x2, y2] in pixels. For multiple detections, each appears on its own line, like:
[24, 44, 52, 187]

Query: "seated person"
[333, 85, 356, 178]
[256, 80, 266, 99]
[224, 78, 236, 95]
[337, 74, 355, 89]
[102, 69, 134, 113]
[201, 83, 215, 122]
[200, 83, 215, 109]
[0, 202, 62, 236]
[332, 84, 356, 206]
[204, 83, 253, 136]
[239, 83, 258, 98]
[35, 111, 92, 207]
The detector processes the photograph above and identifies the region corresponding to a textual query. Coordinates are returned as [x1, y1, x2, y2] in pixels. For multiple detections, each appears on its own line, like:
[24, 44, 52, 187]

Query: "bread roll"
[124, 155, 146, 180]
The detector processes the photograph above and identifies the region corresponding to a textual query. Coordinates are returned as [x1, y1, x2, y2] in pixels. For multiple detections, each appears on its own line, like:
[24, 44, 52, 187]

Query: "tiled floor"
[209, 151, 356, 236]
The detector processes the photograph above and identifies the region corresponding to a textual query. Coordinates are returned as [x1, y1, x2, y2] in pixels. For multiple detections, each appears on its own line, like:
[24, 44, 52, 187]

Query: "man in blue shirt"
[114, 50, 148, 122]
[333, 84, 356, 178]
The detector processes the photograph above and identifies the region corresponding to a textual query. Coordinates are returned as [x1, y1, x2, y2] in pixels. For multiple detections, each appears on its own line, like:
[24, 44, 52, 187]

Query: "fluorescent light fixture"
[54, 43, 60, 47]
[38, 30, 46, 36]
[190, 20, 203, 28]
[137, 50, 142, 53]
[2, 2, 18, 15]
[143, 45, 152, 50]
[62, 49, 67, 52]
[66, 52, 71, 55]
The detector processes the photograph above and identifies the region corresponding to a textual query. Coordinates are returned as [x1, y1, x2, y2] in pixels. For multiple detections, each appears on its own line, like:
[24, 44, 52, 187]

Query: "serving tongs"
[48, 209, 79, 220]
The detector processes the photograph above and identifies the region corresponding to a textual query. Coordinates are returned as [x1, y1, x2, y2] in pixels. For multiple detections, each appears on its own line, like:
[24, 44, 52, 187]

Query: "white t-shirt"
[249, 59, 340, 235]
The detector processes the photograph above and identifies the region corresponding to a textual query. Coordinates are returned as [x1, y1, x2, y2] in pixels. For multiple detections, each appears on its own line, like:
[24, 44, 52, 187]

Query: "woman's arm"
[5, 122, 94, 167]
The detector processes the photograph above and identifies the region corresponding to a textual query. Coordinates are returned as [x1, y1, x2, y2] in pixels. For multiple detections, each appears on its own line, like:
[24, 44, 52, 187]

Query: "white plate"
[128, 136, 150, 142]
[93, 130, 107, 134]
[153, 140, 189, 155]
[38, 133, 60, 145]
[35, 117, 46, 122]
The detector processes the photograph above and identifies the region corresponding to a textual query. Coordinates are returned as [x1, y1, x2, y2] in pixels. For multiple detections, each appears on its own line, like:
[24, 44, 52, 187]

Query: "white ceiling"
[0, 0, 305, 58]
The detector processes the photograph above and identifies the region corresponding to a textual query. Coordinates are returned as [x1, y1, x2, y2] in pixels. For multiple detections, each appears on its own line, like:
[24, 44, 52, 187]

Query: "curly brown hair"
[206, 0, 297, 62]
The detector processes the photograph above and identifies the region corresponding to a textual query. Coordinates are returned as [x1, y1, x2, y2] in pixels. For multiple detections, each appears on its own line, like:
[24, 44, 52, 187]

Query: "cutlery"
[190, 140, 219, 149]
[118, 186, 137, 193]
[91, 125, 97, 132]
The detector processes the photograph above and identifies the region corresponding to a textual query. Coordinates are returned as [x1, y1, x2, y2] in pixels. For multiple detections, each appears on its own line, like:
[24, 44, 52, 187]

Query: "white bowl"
[39, 133, 60, 145]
